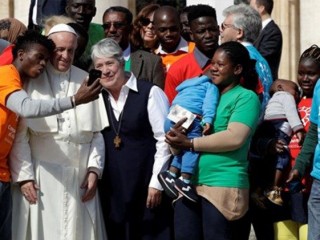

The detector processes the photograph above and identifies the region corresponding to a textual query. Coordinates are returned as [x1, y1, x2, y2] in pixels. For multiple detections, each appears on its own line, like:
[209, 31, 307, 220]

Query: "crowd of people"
[0, 0, 319, 240]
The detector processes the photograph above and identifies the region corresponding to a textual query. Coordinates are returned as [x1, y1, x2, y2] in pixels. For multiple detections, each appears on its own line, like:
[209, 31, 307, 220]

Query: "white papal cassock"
[10, 63, 109, 240]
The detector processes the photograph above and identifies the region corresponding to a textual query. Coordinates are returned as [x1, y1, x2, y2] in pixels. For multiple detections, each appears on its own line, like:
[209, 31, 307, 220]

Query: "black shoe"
[158, 171, 178, 199]
[174, 178, 198, 202]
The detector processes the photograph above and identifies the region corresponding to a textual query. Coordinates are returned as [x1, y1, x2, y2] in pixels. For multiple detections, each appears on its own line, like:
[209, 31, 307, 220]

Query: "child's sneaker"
[174, 178, 198, 202]
[264, 187, 283, 206]
[158, 171, 178, 199]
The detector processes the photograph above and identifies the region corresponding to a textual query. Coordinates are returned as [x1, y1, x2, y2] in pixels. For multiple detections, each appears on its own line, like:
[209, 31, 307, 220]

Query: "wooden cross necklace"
[107, 98, 123, 149]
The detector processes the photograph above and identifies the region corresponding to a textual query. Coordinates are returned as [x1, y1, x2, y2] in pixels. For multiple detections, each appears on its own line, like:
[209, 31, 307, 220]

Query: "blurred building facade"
[1, 0, 319, 82]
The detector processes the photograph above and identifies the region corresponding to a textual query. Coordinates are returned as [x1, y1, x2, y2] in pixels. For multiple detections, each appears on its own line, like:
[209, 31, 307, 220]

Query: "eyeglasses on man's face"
[102, 22, 127, 30]
[220, 22, 238, 31]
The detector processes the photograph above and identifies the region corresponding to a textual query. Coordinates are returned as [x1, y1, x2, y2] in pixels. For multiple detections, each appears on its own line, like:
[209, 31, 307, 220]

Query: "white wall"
[187, 0, 233, 25]
[93, 0, 131, 24]
[299, 1, 320, 54]
[13, 0, 31, 26]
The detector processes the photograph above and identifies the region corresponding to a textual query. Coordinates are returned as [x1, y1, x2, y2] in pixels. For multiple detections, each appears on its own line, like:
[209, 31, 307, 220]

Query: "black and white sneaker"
[158, 171, 178, 199]
[174, 178, 198, 202]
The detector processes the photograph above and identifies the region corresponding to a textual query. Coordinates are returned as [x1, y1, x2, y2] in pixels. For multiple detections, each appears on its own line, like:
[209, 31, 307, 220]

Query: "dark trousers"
[0, 182, 11, 240]
[174, 197, 250, 240]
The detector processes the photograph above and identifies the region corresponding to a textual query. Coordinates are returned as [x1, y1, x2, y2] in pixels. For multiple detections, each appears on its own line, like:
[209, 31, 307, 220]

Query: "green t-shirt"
[194, 85, 260, 189]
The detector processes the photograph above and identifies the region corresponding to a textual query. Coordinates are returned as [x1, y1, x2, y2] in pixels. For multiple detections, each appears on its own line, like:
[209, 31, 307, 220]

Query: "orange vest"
[0, 65, 22, 182]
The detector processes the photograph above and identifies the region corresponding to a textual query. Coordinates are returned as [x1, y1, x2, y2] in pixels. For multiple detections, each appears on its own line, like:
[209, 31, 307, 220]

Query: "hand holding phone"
[88, 69, 102, 86]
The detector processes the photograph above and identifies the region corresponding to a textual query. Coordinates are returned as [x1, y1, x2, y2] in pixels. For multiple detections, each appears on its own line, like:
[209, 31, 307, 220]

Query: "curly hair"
[12, 29, 55, 59]
[187, 4, 217, 24]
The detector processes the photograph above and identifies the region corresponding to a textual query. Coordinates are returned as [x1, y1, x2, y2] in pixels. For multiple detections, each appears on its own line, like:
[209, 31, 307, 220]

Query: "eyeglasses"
[102, 22, 127, 30]
[220, 23, 238, 31]
[140, 17, 154, 26]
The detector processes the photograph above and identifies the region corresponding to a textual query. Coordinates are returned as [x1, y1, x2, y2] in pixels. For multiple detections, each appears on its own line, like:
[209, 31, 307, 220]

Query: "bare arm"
[194, 122, 251, 152]
[166, 121, 251, 153]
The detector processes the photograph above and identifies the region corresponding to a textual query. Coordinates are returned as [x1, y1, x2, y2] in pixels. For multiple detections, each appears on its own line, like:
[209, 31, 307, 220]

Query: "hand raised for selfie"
[73, 77, 102, 106]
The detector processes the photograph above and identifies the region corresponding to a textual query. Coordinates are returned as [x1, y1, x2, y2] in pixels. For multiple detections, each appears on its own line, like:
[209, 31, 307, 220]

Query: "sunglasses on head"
[140, 17, 154, 26]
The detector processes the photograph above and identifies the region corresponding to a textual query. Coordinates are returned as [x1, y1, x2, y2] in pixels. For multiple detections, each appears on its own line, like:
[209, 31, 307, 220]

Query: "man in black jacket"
[250, 0, 282, 81]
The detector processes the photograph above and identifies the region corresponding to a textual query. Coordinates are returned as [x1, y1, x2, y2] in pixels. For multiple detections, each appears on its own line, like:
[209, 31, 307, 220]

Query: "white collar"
[262, 18, 272, 29]
[46, 61, 70, 76]
[105, 72, 138, 97]
[155, 37, 189, 54]
[123, 44, 131, 61]
[123, 72, 138, 92]
[241, 41, 253, 47]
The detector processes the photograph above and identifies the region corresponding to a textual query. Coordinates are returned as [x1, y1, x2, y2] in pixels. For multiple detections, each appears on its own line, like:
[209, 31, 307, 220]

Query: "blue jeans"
[165, 118, 202, 174]
[270, 120, 291, 170]
[308, 178, 320, 240]
[0, 181, 12, 240]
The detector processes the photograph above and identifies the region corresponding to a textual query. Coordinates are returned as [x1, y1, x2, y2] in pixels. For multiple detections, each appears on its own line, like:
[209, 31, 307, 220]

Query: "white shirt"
[155, 37, 190, 55]
[122, 44, 131, 61]
[105, 73, 171, 190]
[262, 18, 272, 29]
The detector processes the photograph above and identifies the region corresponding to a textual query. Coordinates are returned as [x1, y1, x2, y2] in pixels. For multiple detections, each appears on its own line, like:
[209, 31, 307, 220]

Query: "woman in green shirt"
[166, 41, 261, 240]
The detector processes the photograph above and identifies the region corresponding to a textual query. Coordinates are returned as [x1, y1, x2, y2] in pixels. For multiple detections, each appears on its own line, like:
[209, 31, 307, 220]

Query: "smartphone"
[88, 69, 102, 86]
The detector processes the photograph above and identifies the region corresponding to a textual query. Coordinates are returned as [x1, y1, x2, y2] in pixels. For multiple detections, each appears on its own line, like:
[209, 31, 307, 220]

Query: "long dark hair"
[130, 4, 160, 51]
[218, 41, 258, 92]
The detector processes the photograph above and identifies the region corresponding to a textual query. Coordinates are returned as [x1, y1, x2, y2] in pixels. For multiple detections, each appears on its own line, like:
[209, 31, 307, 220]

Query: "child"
[263, 79, 305, 205]
[158, 75, 219, 202]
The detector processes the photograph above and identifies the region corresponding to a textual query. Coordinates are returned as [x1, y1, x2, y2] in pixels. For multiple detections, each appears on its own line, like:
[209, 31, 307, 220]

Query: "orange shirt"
[0, 64, 22, 182]
[157, 41, 195, 72]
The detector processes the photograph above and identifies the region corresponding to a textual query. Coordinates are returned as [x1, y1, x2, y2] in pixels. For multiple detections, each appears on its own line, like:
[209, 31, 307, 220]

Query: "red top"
[0, 44, 14, 66]
[286, 97, 313, 192]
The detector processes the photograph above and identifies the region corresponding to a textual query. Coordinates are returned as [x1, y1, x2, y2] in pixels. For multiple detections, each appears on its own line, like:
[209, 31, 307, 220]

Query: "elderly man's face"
[103, 11, 131, 50]
[219, 15, 240, 44]
[49, 32, 77, 72]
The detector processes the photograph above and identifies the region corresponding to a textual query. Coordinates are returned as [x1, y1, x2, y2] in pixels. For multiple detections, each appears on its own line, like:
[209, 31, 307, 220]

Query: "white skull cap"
[47, 23, 78, 37]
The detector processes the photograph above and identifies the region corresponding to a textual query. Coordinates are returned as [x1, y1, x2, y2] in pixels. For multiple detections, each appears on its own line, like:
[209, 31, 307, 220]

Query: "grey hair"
[223, 4, 261, 43]
[91, 38, 124, 63]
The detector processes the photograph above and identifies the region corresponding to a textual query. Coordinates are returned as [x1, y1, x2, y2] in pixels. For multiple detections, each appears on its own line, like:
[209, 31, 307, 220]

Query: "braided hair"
[217, 41, 259, 92]
[299, 44, 320, 65]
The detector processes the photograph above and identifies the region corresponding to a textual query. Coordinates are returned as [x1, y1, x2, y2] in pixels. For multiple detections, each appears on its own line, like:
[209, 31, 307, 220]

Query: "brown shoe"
[264, 187, 283, 206]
